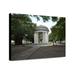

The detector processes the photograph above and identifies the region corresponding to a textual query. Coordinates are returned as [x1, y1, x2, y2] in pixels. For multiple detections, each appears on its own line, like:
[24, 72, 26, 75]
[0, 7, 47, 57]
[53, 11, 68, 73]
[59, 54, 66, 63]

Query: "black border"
[9, 13, 11, 60]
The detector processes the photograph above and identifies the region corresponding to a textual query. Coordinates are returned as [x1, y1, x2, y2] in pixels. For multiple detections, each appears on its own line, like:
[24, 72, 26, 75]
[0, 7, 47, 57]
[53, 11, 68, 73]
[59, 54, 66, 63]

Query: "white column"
[42, 32, 45, 43]
[44, 32, 48, 43]
[46, 32, 48, 43]
[34, 32, 38, 44]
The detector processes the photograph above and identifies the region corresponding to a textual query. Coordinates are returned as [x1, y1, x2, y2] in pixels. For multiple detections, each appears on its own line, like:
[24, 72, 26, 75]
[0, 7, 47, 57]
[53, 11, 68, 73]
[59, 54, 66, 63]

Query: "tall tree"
[11, 14, 36, 45]
[49, 17, 65, 43]
[10, 13, 58, 45]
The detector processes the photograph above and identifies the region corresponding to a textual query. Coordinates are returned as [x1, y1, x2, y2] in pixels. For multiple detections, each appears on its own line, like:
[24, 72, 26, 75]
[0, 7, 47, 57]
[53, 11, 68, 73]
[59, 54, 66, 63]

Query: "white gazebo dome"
[35, 25, 49, 32]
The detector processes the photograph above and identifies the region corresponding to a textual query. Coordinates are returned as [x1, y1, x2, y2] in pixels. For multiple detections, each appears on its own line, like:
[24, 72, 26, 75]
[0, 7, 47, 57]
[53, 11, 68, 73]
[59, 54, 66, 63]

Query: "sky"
[30, 16, 57, 33]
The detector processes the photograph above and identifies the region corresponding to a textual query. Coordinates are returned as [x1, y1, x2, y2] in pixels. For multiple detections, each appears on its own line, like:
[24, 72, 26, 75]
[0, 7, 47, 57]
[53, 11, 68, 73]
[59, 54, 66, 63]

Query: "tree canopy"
[49, 17, 65, 43]
[10, 13, 58, 45]
[11, 14, 36, 45]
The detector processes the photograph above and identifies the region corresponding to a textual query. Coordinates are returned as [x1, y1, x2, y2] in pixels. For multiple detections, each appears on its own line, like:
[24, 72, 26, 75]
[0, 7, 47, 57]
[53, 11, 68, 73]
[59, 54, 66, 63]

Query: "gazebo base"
[34, 43, 49, 46]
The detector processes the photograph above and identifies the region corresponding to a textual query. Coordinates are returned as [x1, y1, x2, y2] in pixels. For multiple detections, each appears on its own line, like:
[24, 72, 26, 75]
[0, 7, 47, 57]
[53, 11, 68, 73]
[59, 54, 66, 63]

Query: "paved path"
[29, 45, 65, 59]
[11, 46, 40, 60]
[11, 45, 65, 60]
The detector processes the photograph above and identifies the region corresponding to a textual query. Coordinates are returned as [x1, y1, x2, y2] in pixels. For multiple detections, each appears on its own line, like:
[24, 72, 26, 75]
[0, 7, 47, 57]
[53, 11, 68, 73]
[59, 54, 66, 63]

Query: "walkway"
[11, 45, 40, 60]
[11, 45, 65, 60]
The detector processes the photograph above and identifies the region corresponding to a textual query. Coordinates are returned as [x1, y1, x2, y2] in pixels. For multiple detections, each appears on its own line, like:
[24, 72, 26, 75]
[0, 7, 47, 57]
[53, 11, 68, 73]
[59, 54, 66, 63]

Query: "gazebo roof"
[35, 25, 49, 32]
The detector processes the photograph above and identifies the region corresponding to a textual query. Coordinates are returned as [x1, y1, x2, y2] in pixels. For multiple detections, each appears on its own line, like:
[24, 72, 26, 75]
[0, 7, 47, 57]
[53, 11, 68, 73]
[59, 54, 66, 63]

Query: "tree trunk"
[15, 36, 22, 45]
[53, 40, 54, 46]
[60, 39, 62, 44]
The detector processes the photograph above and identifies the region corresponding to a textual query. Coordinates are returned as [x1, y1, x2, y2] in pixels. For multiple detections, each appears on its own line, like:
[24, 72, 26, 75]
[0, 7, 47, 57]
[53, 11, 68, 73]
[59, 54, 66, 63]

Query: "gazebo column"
[34, 32, 38, 44]
[43, 32, 48, 44]
[42, 32, 45, 43]
[45, 32, 48, 43]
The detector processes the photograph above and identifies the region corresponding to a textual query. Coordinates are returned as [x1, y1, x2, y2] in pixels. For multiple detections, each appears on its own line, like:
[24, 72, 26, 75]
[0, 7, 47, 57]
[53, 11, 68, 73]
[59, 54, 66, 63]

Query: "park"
[10, 13, 65, 60]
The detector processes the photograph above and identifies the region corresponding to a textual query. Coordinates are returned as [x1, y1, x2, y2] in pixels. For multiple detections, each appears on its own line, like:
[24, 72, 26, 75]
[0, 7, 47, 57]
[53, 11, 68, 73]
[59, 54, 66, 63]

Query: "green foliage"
[11, 14, 36, 45]
[11, 13, 58, 45]
[40, 16, 50, 22]
[49, 17, 65, 42]
[31, 15, 58, 22]
[51, 17, 58, 22]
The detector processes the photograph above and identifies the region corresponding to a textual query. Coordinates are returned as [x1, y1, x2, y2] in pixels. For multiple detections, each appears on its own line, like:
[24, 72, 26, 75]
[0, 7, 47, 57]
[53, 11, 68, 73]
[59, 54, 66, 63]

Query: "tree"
[51, 16, 58, 22]
[49, 17, 65, 43]
[10, 13, 58, 45]
[31, 15, 58, 22]
[23, 23, 36, 43]
[11, 14, 36, 45]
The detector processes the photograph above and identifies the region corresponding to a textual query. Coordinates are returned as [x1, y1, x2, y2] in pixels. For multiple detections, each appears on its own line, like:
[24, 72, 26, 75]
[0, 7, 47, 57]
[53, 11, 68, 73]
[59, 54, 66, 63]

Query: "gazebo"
[34, 25, 49, 44]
